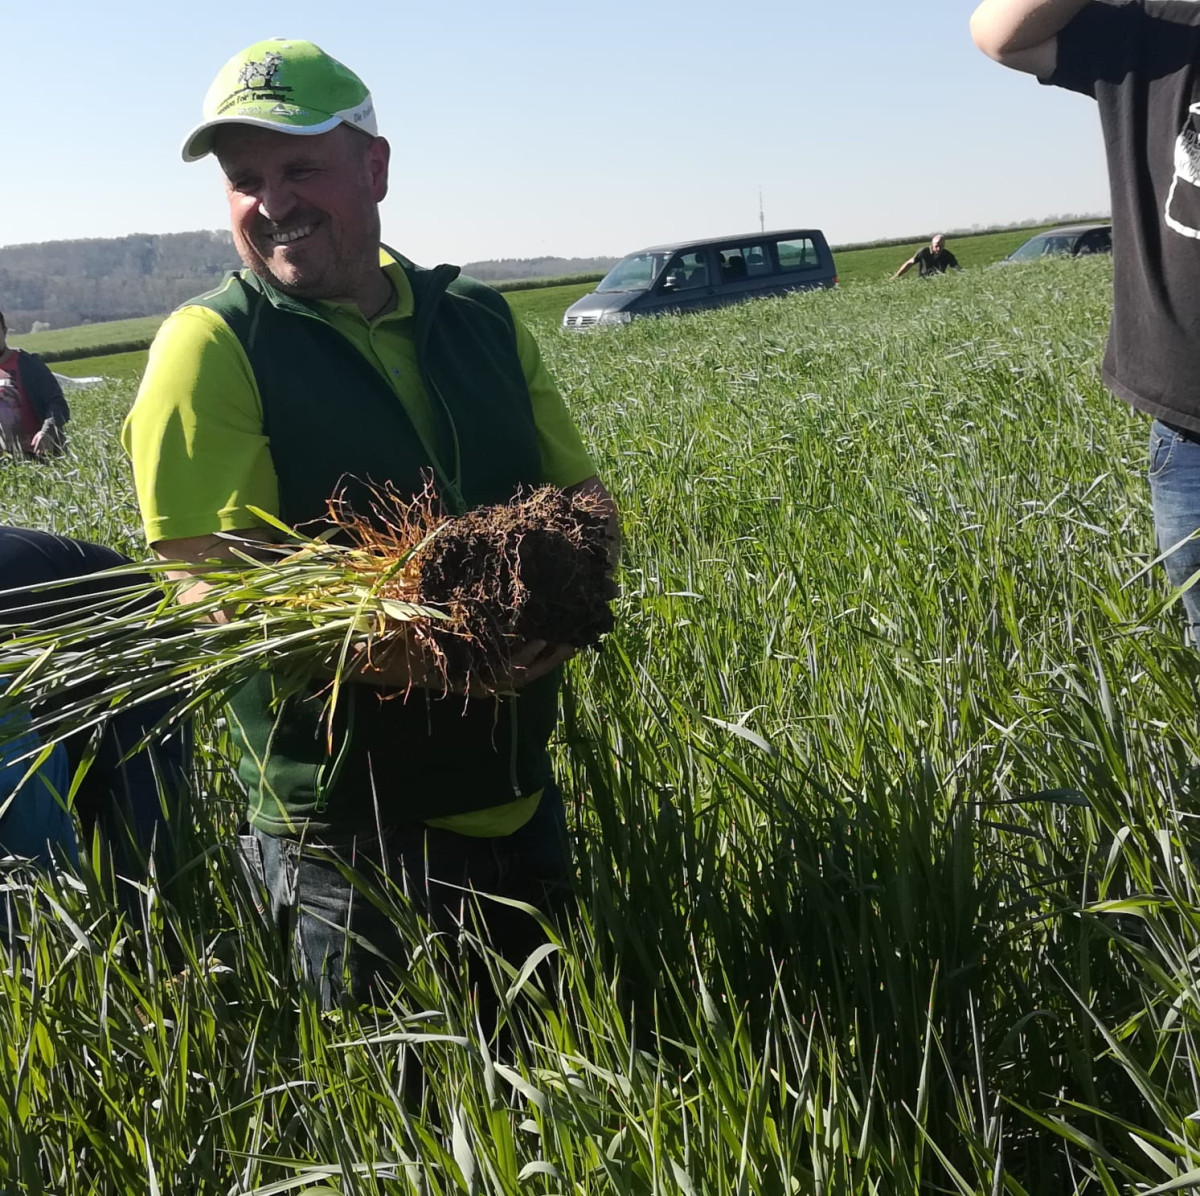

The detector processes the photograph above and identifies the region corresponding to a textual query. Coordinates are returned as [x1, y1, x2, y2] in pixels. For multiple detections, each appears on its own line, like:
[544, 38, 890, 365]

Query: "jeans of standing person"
[238, 781, 573, 1009]
[1149, 419, 1200, 645]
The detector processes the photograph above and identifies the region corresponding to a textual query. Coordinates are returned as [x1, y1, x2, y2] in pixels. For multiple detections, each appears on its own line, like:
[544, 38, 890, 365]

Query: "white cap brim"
[181, 112, 346, 162]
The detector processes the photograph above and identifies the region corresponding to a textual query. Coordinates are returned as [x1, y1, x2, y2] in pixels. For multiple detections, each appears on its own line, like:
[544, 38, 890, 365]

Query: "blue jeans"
[0, 704, 75, 869]
[0, 684, 188, 880]
[1149, 419, 1200, 645]
[238, 783, 573, 1009]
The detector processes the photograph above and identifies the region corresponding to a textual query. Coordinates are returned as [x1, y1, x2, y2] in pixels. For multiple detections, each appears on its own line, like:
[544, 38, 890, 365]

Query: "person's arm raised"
[970, 0, 1091, 76]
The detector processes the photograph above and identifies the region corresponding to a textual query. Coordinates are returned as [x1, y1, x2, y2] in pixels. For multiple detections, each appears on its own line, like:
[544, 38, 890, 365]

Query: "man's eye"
[289, 168, 317, 181]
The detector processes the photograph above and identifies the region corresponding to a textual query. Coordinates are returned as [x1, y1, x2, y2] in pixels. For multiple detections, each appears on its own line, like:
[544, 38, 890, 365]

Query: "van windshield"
[1008, 234, 1076, 261]
[596, 252, 671, 293]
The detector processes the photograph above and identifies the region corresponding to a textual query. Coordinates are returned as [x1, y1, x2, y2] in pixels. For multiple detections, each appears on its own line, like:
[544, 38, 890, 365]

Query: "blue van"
[562, 229, 837, 328]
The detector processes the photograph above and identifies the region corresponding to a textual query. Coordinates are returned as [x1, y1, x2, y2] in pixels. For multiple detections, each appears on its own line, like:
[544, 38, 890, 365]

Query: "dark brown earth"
[412, 487, 615, 684]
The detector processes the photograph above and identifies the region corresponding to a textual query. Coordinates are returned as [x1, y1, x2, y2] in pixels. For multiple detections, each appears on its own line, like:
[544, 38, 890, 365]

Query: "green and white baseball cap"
[181, 38, 377, 163]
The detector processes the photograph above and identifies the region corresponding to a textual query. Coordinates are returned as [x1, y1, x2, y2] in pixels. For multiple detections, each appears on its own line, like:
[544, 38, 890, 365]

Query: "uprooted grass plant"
[3, 257, 1200, 1193]
[0, 483, 615, 755]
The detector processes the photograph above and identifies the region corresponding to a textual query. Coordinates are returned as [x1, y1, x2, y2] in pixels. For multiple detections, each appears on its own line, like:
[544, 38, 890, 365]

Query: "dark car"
[1003, 222, 1112, 263]
[563, 229, 837, 327]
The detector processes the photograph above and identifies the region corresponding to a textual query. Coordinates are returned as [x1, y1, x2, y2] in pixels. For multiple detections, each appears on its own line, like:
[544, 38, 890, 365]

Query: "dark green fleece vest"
[192, 256, 560, 836]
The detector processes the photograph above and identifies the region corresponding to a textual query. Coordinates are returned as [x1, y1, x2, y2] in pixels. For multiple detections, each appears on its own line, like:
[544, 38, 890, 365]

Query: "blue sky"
[6, 0, 1109, 264]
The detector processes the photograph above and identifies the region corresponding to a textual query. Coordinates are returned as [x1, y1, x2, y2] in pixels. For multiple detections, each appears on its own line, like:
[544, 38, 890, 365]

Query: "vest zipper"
[508, 699, 522, 798]
[408, 259, 468, 516]
[263, 287, 465, 512]
[423, 374, 466, 515]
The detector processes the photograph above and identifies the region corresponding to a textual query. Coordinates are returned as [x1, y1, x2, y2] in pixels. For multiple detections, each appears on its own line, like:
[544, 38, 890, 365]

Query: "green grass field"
[831, 223, 1060, 283]
[6, 255, 1199, 1195]
[11, 313, 166, 361]
[52, 349, 150, 381]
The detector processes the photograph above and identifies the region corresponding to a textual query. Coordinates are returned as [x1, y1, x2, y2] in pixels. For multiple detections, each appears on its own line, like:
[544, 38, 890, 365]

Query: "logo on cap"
[216, 51, 296, 116]
[237, 52, 284, 92]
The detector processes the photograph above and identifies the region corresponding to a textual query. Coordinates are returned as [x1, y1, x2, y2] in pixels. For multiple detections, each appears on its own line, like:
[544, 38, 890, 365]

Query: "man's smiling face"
[216, 123, 390, 307]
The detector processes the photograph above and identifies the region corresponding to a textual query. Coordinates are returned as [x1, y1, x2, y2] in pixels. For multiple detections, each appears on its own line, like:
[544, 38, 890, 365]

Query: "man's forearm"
[971, 0, 1090, 59]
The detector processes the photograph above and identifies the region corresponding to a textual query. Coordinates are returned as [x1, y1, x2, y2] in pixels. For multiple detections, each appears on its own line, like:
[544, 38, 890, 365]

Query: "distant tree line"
[0, 232, 621, 333]
[0, 231, 241, 333]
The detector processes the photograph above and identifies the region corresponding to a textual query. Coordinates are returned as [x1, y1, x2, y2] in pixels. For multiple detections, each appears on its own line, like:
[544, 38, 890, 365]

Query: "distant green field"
[504, 281, 596, 323]
[833, 224, 1059, 284]
[15, 223, 1076, 371]
[53, 350, 148, 381]
[12, 315, 165, 361]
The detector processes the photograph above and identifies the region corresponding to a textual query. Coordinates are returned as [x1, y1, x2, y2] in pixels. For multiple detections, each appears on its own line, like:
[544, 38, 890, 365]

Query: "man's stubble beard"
[234, 218, 383, 302]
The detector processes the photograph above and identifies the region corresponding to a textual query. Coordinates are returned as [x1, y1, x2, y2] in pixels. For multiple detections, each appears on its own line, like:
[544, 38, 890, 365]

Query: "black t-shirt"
[0, 526, 140, 623]
[1050, 1, 1200, 432]
[913, 246, 959, 276]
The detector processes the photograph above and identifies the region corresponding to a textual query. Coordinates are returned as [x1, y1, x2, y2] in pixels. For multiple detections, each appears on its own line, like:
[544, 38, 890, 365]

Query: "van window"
[776, 237, 821, 271]
[1076, 227, 1111, 255]
[716, 243, 770, 283]
[661, 251, 710, 290]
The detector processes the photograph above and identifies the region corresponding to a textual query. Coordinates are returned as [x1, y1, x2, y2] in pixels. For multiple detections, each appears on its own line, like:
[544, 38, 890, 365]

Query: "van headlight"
[598, 310, 632, 325]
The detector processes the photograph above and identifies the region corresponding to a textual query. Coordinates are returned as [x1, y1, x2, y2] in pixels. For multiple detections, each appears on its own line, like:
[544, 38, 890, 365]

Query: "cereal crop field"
[3, 257, 1199, 1195]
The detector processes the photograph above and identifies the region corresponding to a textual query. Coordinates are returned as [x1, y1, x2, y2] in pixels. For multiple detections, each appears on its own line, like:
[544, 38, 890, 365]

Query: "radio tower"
[759, 186, 765, 233]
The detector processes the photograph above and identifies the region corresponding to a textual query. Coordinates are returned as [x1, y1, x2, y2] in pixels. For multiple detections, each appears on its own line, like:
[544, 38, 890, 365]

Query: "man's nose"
[257, 181, 297, 224]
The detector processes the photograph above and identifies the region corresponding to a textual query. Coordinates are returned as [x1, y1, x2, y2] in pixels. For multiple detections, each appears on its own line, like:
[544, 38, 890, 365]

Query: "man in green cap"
[123, 39, 618, 1008]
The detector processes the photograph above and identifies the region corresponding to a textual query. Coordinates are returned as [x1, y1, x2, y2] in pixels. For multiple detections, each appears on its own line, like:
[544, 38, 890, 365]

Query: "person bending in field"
[893, 234, 960, 280]
[0, 311, 68, 458]
[0, 526, 189, 886]
[972, 0, 1200, 645]
[122, 39, 620, 1009]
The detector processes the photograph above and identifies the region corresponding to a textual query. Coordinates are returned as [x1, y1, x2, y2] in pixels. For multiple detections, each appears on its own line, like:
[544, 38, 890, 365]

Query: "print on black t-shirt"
[1167, 102, 1200, 240]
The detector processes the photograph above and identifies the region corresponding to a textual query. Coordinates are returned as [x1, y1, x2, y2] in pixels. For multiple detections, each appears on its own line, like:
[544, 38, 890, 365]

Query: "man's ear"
[367, 136, 391, 203]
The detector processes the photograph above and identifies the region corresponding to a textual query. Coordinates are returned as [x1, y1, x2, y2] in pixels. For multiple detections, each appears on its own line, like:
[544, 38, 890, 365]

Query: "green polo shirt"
[122, 253, 595, 837]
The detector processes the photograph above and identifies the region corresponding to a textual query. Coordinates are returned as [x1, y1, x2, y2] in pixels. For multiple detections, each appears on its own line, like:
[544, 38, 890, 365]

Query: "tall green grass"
[2, 256, 1197, 1194]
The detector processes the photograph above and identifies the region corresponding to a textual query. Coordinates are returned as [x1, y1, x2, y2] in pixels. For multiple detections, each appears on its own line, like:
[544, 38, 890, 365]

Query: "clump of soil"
[333, 483, 616, 689]
[413, 487, 615, 682]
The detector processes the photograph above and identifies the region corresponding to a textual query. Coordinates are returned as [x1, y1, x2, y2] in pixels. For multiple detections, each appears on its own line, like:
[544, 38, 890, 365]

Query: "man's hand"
[565, 473, 621, 573]
[507, 639, 578, 688]
[340, 631, 453, 692]
[154, 530, 280, 621]
[970, 0, 1090, 76]
[348, 633, 577, 698]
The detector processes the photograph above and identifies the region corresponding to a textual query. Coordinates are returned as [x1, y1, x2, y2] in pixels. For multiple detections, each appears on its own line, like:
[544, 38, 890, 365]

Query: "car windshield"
[1008, 234, 1076, 262]
[596, 252, 672, 293]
